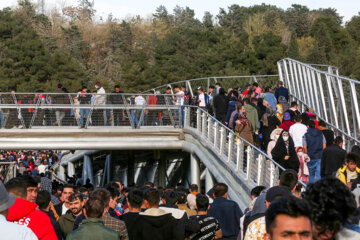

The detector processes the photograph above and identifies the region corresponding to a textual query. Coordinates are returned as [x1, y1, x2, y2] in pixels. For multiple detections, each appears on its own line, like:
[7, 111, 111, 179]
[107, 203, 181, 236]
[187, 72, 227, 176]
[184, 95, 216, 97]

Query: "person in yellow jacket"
[336, 153, 360, 189]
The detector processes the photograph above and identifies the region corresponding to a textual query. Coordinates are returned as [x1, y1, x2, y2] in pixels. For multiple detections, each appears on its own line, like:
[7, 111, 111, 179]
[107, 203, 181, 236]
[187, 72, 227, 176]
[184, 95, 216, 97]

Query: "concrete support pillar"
[158, 158, 166, 188]
[67, 162, 75, 179]
[146, 161, 158, 184]
[59, 165, 66, 182]
[205, 168, 214, 193]
[127, 151, 135, 186]
[190, 154, 200, 187]
[82, 155, 94, 185]
[101, 153, 112, 186]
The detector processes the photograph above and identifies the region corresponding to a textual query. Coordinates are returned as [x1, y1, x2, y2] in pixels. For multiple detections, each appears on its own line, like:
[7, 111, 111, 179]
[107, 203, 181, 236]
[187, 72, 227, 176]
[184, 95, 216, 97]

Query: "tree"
[287, 33, 300, 59]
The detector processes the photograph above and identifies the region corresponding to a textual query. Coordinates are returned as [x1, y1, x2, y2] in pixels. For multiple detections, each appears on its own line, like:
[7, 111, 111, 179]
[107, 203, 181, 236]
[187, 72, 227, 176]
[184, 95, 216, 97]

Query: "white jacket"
[94, 87, 106, 105]
[0, 214, 38, 240]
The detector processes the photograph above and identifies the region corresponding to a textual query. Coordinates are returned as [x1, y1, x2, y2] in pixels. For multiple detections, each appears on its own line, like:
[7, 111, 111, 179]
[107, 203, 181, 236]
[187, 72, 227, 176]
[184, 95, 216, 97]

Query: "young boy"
[336, 153, 360, 189]
[189, 194, 222, 240]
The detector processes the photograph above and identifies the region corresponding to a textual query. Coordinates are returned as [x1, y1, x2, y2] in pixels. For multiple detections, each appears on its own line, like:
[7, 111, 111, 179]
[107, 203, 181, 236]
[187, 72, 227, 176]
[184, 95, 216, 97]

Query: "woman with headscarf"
[271, 130, 300, 173]
[260, 100, 281, 150]
[267, 128, 283, 158]
[234, 105, 254, 146]
[275, 104, 284, 123]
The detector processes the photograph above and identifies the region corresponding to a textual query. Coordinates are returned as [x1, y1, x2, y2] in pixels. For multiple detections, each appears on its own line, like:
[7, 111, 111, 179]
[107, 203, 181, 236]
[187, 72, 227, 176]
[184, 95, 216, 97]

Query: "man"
[279, 112, 294, 131]
[53, 84, 66, 126]
[187, 184, 199, 210]
[134, 92, 145, 126]
[275, 81, 289, 102]
[213, 88, 229, 124]
[37, 161, 48, 175]
[131, 188, 183, 240]
[208, 183, 243, 240]
[5, 178, 57, 240]
[303, 120, 326, 183]
[36, 190, 62, 240]
[264, 196, 312, 240]
[318, 120, 335, 147]
[321, 136, 347, 178]
[195, 87, 209, 111]
[93, 81, 107, 126]
[287, 102, 301, 121]
[66, 197, 120, 240]
[59, 193, 84, 238]
[110, 85, 124, 126]
[174, 86, 185, 126]
[302, 178, 360, 239]
[264, 87, 277, 112]
[19, 176, 38, 203]
[189, 194, 222, 240]
[121, 189, 143, 239]
[0, 181, 38, 240]
[289, 114, 308, 147]
[31, 165, 39, 177]
[208, 85, 215, 115]
[336, 153, 360, 189]
[55, 184, 74, 216]
[146, 90, 158, 126]
[78, 86, 92, 128]
[244, 186, 291, 240]
[244, 98, 259, 133]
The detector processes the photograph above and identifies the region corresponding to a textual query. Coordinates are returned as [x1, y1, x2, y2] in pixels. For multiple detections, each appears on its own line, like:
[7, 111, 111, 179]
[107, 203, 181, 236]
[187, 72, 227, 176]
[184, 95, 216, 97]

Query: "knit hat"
[0, 181, 16, 212]
[283, 112, 291, 121]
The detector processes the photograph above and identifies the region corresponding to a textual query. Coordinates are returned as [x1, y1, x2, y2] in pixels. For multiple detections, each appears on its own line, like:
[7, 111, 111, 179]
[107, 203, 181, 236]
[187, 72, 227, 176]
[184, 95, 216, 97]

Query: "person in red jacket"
[5, 178, 57, 240]
[279, 112, 295, 131]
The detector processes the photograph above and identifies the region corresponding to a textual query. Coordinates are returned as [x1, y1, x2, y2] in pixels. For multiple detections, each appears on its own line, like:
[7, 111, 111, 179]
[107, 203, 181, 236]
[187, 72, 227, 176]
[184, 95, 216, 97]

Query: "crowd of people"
[1, 169, 360, 240]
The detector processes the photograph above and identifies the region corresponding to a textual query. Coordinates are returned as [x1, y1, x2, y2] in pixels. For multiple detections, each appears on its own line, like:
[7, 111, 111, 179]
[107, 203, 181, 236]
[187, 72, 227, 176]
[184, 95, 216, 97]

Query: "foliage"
[0, 2, 359, 93]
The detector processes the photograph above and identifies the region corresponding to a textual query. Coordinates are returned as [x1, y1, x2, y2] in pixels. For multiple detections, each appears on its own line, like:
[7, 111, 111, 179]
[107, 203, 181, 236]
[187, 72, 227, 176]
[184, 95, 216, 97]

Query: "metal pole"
[190, 154, 200, 187]
[205, 168, 214, 193]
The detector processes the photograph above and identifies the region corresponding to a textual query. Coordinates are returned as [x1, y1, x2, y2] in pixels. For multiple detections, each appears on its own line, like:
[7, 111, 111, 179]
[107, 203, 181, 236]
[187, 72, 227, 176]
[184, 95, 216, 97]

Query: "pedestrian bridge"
[1, 58, 359, 210]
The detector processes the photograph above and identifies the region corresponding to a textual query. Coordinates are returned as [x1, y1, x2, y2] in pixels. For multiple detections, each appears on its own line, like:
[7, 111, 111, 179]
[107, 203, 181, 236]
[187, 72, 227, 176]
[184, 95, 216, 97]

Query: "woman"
[234, 106, 254, 146]
[267, 128, 283, 158]
[260, 101, 280, 150]
[271, 130, 300, 173]
[275, 104, 284, 123]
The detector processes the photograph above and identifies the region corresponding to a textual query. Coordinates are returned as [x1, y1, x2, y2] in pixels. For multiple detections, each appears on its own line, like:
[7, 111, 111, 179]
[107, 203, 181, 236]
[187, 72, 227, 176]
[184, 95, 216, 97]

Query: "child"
[189, 194, 222, 240]
[296, 147, 310, 183]
[336, 153, 360, 189]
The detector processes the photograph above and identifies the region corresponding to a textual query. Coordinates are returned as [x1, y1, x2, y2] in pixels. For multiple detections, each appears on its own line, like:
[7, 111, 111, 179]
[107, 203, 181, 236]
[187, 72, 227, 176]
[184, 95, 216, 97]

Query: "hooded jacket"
[130, 208, 183, 240]
[7, 198, 57, 240]
[304, 128, 324, 159]
[271, 132, 300, 173]
[244, 104, 259, 132]
[59, 211, 77, 238]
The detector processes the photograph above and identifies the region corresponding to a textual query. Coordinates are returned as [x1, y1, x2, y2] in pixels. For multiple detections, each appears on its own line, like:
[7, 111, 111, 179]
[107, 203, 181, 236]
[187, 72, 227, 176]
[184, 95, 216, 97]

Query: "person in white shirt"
[93, 81, 107, 125]
[196, 87, 208, 109]
[289, 114, 308, 147]
[37, 161, 48, 174]
[135, 92, 145, 126]
[174, 86, 184, 126]
[0, 182, 38, 240]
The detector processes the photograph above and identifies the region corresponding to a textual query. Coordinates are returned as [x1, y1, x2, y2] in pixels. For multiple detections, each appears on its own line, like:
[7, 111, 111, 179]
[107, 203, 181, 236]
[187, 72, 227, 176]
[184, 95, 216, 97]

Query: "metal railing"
[0, 93, 182, 129]
[184, 106, 305, 188]
[278, 58, 360, 149]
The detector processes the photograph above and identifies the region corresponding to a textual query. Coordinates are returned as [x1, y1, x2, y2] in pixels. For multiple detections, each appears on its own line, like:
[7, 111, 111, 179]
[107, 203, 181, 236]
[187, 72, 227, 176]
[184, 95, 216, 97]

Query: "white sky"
[0, 0, 359, 23]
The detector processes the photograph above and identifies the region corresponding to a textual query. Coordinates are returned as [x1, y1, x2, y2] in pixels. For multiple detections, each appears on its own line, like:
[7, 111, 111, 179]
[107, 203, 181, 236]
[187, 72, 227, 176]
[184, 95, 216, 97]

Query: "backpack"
[278, 96, 289, 112]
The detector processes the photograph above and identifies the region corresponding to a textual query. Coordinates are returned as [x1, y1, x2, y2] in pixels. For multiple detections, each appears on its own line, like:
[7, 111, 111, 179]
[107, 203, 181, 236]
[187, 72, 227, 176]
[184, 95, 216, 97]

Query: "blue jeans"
[307, 159, 321, 183]
[134, 110, 144, 127]
[0, 110, 4, 128]
[79, 108, 90, 126]
[175, 106, 184, 126]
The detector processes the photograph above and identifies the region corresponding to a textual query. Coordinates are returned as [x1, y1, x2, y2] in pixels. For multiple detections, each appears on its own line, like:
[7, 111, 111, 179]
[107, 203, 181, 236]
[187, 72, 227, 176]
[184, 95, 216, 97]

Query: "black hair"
[106, 184, 120, 199]
[302, 178, 358, 236]
[144, 188, 160, 207]
[90, 188, 111, 207]
[251, 97, 258, 103]
[36, 190, 51, 210]
[215, 82, 221, 86]
[294, 114, 302, 122]
[290, 101, 298, 107]
[232, 90, 239, 98]
[318, 120, 327, 128]
[57, 84, 63, 88]
[209, 86, 215, 89]
[127, 189, 144, 209]
[114, 85, 120, 88]
[345, 152, 359, 164]
[218, 87, 225, 95]
[144, 182, 154, 188]
[69, 192, 84, 202]
[63, 184, 74, 191]
[18, 175, 38, 188]
[5, 178, 27, 199]
[265, 196, 311, 236]
[213, 183, 228, 198]
[334, 136, 343, 145]
[196, 194, 209, 211]
[84, 197, 105, 218]
[251, 186, 266, 198]
[190, 184, 198, 192]
[244, 98, 250, 104]
[308, 120, 316, 128]
[279, 170, 298, 191]
[164, 191, 178, 205]
[252, 82, 259, 87]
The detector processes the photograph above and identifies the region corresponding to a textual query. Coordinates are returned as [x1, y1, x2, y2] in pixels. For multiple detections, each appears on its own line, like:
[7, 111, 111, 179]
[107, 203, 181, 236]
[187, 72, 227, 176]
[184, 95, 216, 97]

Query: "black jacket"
[41, 210, 63, 240]
[213, 94, 228, 115]
[130, 208, 183, 240]
[321, 144, 346, 178]
[54, 202, 64, 217]
[271, 132, 300, 173]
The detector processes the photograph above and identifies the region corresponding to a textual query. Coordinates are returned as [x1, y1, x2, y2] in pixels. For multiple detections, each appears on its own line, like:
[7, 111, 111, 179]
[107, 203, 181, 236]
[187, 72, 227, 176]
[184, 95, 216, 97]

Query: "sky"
[0, 0, 359, 23]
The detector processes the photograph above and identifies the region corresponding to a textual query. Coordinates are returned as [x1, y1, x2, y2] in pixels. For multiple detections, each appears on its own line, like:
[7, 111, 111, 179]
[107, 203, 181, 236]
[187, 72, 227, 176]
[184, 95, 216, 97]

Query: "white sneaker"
[18, 125, 23, 129]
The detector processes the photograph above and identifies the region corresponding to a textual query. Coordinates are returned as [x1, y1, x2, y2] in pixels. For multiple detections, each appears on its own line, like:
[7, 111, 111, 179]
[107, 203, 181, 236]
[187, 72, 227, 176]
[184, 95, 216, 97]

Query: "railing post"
[190, 154, 200, 186]
[213, 122, 219, 148]
[219, 127, 226, 155]
[201, 112, 207, 138]
[257, 155, 265, 185]
[227, 133, 234, 163]
[205, 168, 214, 193]
[184, 106, 190, 127]
[196, 108, 201, 132]
[246, 146, 254, 180]
[270, 161, 279, 186]
[236, 140, 244, 172]
[207, 116, 212, 143]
